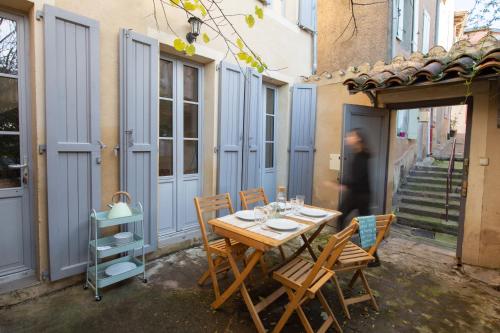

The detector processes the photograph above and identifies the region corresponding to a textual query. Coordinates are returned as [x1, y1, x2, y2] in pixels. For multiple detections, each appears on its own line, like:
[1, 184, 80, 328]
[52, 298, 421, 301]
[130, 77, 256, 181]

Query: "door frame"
[340, 104, 390, 215]
[157, 53, 204, 245]
[385, 97, 474, 262]
[261, 83, 278, 201]
[0, 9, 35, 282]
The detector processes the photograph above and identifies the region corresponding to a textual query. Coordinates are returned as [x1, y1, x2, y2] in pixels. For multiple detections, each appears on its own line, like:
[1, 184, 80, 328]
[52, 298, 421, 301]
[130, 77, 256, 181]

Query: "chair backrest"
[194, 193, 234, 248]
[239, 188, 269, 210]
[356, 214, 395, 255]
[296, 222, 358, 295]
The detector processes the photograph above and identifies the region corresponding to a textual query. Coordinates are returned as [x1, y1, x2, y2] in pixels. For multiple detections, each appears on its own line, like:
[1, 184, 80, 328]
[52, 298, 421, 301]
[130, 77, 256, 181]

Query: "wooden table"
[208, 206, 341, 333]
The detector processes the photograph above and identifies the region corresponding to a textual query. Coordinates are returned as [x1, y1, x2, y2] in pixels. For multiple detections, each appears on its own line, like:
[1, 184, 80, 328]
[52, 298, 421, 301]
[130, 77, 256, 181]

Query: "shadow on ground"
[1, 233, 499, 333]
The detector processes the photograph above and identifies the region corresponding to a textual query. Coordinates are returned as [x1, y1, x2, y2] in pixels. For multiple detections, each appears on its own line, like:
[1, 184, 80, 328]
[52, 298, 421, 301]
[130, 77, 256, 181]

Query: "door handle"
[8, 164, 28, 169]
[97, 140, 107, 150]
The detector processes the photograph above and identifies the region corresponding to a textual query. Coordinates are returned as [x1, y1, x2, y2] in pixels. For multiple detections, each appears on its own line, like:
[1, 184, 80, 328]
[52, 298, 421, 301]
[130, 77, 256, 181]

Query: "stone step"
[406, 176, 462, 186]
[396, 213, 459, 235]
[412, 165, 463, 173]
[398, 189, 461, 200]
[409, 170, 464, 179]
[399, 195, 461, 210]
[401, 182, 462, 193]
[398, 203, 459, 221]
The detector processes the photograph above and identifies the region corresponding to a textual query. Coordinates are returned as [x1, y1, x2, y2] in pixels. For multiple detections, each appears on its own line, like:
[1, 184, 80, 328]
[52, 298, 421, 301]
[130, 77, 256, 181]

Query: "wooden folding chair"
[194, 193, 249, 299]
[329, 214, 395, 319]
[240, 188, 287, 261]
[271, 222, 358, 333]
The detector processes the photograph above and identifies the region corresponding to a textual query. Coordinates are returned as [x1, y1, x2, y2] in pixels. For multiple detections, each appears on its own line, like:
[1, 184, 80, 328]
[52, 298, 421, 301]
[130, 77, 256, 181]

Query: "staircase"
[395, 165, 463, 236]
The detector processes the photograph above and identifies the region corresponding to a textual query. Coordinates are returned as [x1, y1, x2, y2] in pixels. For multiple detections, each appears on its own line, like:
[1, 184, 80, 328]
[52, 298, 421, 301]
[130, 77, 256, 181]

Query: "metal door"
[288, 84, 317, 204]
[341, 104, 389, 215]
[120, 29, 158, 253]
[0, 11, 34, 279]
[217, 62, 245, 208]
[242, 68, 262, 191]
[44, 5, 101, 280]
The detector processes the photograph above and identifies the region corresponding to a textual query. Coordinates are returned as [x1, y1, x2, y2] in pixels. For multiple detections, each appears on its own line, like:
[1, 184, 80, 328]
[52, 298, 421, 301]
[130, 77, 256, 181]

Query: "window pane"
[159, 139, 173, 176]
[184, 103, 198, 138]
[0, 134, 20, 188]
[0, 77, 19, 131]
[266, 88, 275, 115]
[159, 100, 173, 137]
[0, 17, 17, 75]
[265, 142, 274, 168]
[184, 140, 198, 174]
[183, 66, 198, 102]
[266, 115, 274, 141]
[159, 59, 173, 98]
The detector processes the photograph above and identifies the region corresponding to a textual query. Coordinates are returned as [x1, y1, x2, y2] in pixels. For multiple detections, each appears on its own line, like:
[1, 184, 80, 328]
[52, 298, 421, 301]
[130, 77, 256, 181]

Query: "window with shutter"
[412, 0, 420, 51]
[396, 0, 405, 40]
[298, 0, 317, 32]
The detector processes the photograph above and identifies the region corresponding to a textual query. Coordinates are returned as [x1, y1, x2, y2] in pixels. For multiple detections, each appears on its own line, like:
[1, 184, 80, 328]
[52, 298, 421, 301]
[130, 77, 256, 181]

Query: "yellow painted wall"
[312, 80, 371, 209]
[0, 0, 314, 280]
[377, 80, 499, 268]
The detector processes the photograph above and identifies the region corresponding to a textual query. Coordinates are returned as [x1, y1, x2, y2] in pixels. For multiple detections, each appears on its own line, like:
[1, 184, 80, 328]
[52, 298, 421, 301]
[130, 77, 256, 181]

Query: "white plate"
[265, 219, 299, 231]
[97, 245, 112, 251]
[235, 210, 256, 221]
[113, 231, 133, 243]
[104, 262, 137, 276]
[300, 207, 328, 218]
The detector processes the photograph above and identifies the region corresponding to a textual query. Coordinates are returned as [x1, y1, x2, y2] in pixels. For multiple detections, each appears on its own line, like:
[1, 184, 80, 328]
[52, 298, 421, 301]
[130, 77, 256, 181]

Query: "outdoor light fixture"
[186, 16, 203, 44]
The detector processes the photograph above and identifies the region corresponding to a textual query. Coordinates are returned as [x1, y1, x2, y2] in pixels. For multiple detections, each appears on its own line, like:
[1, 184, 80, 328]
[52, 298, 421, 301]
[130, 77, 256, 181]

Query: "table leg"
[211, 238, 266, 332]
[289, 223, 327, 261]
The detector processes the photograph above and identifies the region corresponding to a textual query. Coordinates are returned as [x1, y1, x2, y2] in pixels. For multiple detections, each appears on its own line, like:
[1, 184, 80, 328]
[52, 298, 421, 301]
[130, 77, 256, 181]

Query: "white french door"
[261, 84, 277, 202]
[158, 56, 202, 244]
[0, 11, 34, 280]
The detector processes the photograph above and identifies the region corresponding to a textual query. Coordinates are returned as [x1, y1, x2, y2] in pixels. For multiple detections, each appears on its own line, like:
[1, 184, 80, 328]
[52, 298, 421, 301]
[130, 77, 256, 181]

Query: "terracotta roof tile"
[340, 35, 500, 92]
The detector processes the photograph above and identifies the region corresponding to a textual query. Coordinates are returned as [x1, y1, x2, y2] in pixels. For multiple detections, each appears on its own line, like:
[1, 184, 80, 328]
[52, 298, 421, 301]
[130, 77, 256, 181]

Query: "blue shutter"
[44, 5, 101, 280]
[407, 109, 419, 139]
[217, 62, 245, 208]
[288, 84, 317, 204]
[120, 29, 158, 253]
[242, 68, 262, 191]
[298, 0, 317, 32]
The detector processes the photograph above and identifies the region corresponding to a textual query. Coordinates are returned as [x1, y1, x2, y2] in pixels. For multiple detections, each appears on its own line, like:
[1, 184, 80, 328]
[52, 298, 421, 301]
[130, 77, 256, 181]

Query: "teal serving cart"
[85, 203, 147, 301]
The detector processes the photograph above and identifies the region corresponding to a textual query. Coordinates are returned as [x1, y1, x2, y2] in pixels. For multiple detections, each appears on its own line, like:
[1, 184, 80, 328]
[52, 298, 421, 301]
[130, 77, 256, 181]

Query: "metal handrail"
[445, 138, 457, 221]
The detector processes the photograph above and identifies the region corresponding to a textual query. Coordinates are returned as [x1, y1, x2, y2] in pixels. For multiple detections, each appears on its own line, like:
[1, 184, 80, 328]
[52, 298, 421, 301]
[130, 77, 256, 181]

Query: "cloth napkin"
[218, 214, 259, 230]
[246, 222, 308, 240]
[285, 210, 335, 224]
[357, 215, 377, 249]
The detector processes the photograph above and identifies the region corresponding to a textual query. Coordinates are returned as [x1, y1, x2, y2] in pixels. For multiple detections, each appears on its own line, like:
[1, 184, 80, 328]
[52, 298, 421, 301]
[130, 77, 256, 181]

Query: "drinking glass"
[254, 206, 268, 225]
[296, 195, 305, 211]
[290, 198, 298, 214]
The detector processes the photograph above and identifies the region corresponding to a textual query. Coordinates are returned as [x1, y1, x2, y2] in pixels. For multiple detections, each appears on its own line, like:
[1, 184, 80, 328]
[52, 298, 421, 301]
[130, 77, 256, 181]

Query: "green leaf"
[251, 60, 258, 68]
[245, 55, 253, 64]
[170, 0, 180, 5]
[245, 14, 255, 28]
[184, 1, 196, 11]
[198, 4, 207, 16]
[262, 63, 268, 69]
[237, 52, 248, 61]
[202, 32, 210, 43]
[257, 65, 264, 73]
[185, 44, 196, 56]
[236, 38, 244, 50]
[173, 38, 186, 51]
[255, 6, 264, 19]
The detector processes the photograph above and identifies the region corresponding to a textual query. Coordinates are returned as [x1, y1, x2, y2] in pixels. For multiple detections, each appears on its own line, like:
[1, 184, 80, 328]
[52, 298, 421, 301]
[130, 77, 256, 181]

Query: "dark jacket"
[343, 151, 371, 194]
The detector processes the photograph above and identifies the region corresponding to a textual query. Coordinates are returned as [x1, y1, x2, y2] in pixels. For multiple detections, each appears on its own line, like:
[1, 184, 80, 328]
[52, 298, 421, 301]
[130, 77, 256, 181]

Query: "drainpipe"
[312, 30, 318, 74]
[388, 0, 395, 60]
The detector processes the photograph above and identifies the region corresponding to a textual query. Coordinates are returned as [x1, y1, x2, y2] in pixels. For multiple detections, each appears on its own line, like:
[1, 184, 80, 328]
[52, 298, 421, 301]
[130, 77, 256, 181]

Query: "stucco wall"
[1, 0, 313, 280]
[312, 80, 371, 209]
[378, 80, 500, 269]
[316, 0, 389, 73]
